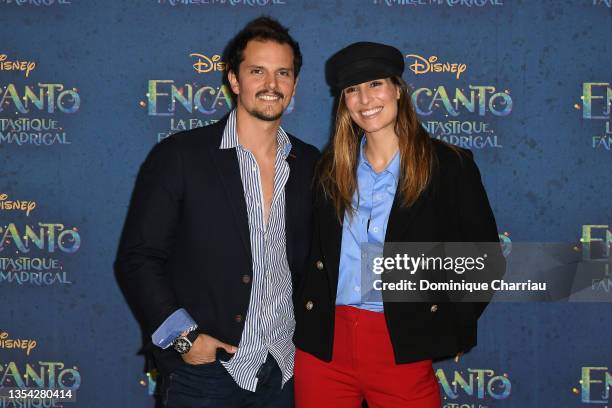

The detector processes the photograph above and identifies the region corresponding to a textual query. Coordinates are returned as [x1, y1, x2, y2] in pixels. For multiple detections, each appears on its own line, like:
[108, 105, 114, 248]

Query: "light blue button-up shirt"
[336, 137, 400, 313]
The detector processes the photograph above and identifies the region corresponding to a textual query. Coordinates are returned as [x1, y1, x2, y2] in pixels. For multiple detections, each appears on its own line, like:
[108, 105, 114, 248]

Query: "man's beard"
[249, 108, 283, 122]
[247, 91, 285, 121]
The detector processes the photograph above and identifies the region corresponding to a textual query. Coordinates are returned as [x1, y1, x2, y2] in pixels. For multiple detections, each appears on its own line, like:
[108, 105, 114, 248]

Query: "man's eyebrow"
[243, 65, 294, 72]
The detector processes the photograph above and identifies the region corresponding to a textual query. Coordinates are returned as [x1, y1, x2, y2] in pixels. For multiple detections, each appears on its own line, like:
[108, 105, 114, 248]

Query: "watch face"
[173, 337, 192, 354]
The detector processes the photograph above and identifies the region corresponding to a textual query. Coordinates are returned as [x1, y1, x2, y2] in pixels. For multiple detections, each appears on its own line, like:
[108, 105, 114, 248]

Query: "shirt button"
[372, 227, 379, 233]
[252, 166, 257, 172]
[430, 304, 438, 313]
[305, 301, 314, 311]
[316, 260, 324, 270]
[354, 286, 360, 292]
[235, 314, 243, 323]
[242, 274, 251, 284]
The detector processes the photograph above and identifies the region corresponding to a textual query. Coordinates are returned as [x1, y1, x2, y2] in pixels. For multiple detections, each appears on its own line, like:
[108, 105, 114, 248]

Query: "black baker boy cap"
[326, 41, 405, 95]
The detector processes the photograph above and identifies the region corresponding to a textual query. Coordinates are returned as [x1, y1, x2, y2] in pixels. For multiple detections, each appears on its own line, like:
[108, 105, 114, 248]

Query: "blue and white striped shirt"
[218, 110, 295, 392]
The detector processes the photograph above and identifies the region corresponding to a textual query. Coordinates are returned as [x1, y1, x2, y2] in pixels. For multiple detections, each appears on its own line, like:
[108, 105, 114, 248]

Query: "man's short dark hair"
[224, 16, 302, 79]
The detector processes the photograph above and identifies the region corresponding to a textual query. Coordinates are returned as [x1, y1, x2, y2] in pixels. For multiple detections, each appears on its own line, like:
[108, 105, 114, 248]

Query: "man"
[115, 17, 319, 408]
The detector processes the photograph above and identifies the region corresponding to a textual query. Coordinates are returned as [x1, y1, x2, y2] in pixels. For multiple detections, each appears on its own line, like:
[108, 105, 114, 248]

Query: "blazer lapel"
[385, 182, 431, 242]
[386, 137, 440, 242]
[319, 198, 343, 301]
[284, 150, 299, 269]
[210, 147, 253, 268]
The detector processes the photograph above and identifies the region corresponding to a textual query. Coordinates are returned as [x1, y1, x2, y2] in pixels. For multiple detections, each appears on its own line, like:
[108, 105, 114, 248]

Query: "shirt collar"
[358, 136, 401, 181]
[220, 109, 292, 159]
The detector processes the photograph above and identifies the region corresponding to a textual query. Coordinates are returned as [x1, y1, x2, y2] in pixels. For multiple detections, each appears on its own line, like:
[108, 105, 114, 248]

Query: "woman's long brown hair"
[317, 76, 435, 222]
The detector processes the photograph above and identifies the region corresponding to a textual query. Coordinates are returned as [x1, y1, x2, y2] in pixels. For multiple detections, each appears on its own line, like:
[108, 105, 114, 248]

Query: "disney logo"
[190, 53, 226, 74]
[406, 54, 467, 80]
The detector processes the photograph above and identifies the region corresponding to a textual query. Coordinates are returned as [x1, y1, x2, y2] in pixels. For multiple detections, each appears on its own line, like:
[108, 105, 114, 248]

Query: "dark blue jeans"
[156, 355, 293, 408]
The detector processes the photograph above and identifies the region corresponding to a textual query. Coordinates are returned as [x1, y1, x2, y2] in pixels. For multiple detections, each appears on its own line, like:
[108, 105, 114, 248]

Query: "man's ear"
[227, 70, 240, 95]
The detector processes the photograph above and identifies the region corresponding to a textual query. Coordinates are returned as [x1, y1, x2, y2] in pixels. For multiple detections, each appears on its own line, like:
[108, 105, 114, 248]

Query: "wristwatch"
[173, 329, 199, 354]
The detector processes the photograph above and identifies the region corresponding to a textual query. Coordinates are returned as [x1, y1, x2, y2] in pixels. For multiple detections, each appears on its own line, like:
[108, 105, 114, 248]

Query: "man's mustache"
[256, 90, 284, 99]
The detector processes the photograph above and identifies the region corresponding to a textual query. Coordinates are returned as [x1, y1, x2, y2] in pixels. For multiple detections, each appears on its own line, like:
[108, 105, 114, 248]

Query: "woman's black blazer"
[294, 137, 505, 364]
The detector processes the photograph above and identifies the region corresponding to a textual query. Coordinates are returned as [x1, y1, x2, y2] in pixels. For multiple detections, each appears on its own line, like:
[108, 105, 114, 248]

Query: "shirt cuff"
[151, 308, 197, 349]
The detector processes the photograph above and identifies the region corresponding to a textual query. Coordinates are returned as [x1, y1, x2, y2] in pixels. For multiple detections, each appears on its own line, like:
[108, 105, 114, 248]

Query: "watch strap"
[186, 329, 200, 343]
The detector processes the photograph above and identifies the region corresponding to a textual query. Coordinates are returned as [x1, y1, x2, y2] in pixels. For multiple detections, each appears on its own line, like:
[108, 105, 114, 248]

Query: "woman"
[293, 42, 503, 408]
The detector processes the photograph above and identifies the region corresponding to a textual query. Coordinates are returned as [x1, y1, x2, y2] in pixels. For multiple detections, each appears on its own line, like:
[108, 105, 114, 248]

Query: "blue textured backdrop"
[1, 1, 611, 407]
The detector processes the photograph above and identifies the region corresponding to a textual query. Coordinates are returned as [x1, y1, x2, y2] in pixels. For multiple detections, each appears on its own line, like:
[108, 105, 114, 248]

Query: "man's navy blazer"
[114, 116, 320, 374]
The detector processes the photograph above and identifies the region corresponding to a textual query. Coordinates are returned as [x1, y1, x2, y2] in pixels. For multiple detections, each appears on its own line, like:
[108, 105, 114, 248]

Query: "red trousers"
[295, 306, 441, 408]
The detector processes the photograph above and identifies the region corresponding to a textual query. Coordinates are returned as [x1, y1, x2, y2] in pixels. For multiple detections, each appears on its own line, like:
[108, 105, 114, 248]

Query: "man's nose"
[265, 72, 278, 90]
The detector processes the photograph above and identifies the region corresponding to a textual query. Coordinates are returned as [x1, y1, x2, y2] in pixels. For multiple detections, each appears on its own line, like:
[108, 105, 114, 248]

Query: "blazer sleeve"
[457, 150, 500, 243]
[456, 150, 505, 320]
[114, 138, 184, 336]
